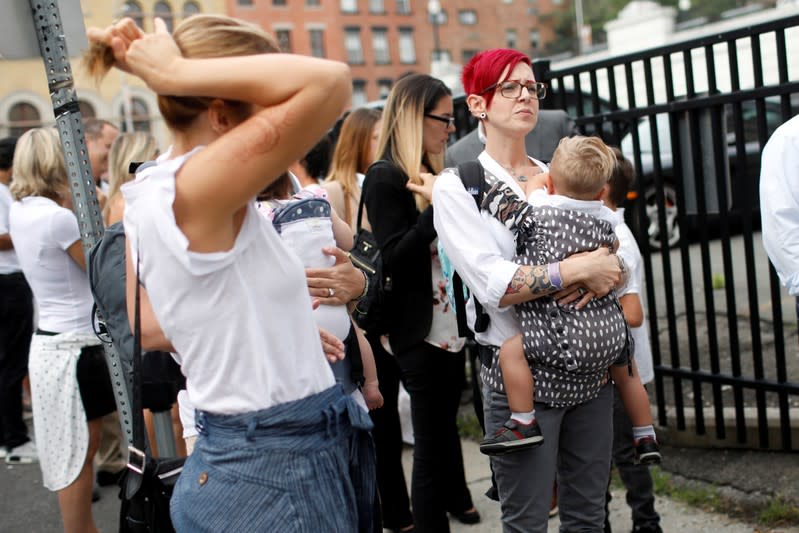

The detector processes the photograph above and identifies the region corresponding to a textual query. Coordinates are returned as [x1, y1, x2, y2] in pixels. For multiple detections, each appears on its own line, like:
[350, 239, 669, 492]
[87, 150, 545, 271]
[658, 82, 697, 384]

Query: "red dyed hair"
[461, 48, 531, 108]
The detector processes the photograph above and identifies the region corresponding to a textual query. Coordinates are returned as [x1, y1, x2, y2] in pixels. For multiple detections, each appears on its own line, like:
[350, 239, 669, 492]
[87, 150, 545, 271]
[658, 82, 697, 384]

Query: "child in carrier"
[479, 136, 660, 465]
[256, 172, 383, 411]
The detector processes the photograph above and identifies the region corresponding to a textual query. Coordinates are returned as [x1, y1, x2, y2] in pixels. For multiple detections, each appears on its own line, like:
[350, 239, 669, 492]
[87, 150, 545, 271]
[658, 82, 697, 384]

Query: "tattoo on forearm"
[505, 265, 554, 296]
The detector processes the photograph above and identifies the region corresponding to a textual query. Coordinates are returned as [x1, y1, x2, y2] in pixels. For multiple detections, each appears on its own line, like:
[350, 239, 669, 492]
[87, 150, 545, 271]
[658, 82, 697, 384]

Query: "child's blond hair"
[548, 135, 616, 200]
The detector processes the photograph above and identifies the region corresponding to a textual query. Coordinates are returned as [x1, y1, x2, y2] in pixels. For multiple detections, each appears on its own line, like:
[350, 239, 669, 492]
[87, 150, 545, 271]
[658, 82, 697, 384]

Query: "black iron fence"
[530, 14, 799, 451]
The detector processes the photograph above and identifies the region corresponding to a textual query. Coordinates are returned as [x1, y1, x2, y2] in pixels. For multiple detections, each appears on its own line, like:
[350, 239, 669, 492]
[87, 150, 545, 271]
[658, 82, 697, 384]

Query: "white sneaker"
[6, 440, 38, 464]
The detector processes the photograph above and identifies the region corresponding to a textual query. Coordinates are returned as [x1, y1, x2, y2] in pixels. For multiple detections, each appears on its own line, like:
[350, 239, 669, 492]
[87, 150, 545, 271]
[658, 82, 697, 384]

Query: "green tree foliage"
[542, 0, 773, 56]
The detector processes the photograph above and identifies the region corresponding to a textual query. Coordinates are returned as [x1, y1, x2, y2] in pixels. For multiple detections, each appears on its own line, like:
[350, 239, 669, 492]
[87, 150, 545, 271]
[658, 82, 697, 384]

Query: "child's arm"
[354, 321, 383, 410]
[331, 206, 354, 251]
[619, 292, 644, 328]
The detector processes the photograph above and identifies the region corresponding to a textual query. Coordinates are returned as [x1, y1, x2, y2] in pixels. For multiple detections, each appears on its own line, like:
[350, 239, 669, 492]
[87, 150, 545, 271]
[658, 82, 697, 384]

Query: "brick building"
[0, 0, 227, 145]
[226, 0, 563, 104]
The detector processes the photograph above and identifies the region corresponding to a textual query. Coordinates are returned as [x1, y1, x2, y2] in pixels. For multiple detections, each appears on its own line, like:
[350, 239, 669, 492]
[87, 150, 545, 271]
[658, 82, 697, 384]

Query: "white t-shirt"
[0, 183, 21, 274]
[122, 149, 335, 415]
[614, 210, 654, 385]
[9, 196, 93, 333]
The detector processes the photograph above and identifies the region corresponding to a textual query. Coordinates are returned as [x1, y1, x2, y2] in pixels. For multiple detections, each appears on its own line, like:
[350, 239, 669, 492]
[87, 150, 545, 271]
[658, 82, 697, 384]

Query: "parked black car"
[620, 96, 798, 250]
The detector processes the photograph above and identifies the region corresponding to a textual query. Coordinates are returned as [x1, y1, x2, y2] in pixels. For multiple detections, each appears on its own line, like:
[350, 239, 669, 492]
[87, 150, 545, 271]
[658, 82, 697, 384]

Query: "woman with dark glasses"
[361, 73, 478, 532]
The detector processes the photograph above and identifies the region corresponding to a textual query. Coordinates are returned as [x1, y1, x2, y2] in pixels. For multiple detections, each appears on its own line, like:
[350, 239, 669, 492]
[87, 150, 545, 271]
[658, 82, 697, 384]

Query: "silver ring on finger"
[328, 287, 335, 297]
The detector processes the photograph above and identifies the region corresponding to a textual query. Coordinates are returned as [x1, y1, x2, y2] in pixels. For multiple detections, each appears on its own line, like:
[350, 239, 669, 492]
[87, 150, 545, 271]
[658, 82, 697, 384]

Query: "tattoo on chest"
[506, 265, 552, 295]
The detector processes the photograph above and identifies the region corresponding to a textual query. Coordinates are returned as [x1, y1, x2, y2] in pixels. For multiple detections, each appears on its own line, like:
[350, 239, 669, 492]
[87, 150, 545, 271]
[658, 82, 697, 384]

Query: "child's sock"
[633, 425, 656, 441]
[510, 410, 536, 425]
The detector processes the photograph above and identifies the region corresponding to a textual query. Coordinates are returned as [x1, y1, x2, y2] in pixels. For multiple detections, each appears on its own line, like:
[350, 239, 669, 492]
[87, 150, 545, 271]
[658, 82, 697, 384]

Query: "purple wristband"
[548, 262, 563, 290]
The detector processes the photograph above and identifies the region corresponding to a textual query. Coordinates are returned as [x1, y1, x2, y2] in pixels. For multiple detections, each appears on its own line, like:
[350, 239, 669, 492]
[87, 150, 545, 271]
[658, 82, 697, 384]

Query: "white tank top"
[122, 149, 334, 414]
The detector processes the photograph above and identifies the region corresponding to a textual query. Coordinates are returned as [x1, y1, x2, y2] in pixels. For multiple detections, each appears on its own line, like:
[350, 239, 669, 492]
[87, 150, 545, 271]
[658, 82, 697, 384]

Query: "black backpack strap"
[456, 160, 486, 208]
[452, 162, 491, 336]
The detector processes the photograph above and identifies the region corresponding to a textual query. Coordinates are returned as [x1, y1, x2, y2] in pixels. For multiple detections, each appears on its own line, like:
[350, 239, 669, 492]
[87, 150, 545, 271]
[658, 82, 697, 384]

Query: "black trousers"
[0, 272, 34, 450]
[368, 334, 413, 531]
[605, 387, 661, 532]
[395, 341, 473, 533]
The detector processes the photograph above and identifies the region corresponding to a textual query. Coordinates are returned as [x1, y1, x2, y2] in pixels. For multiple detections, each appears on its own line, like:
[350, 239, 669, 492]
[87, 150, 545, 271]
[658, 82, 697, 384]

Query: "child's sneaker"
[634, 436, 662, 465]
[5, 440, 38, 464]
[480, 418, 544, 456]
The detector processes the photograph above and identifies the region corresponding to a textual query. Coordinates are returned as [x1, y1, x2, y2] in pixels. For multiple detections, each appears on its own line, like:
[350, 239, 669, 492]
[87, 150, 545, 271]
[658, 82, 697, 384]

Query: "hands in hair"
[87, 17, 180, 92]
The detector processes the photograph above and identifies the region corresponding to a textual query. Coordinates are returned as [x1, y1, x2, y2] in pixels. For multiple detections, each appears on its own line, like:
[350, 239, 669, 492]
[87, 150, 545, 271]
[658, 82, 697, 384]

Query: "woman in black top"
[362, 74, 478, 533]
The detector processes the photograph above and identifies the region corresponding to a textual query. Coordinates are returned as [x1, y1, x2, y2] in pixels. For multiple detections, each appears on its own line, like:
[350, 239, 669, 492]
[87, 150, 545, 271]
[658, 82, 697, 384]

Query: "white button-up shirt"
[433, 151, 548, 347]
[760, 114, 799, 296]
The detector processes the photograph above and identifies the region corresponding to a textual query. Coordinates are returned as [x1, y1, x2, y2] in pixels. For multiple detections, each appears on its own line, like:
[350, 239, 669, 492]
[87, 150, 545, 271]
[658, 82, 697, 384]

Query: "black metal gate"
[529, 13, 799, 451]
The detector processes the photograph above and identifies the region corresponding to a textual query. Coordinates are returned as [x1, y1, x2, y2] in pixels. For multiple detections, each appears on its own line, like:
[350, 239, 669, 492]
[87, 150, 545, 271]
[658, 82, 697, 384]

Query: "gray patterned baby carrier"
[481, 178, 631, 407]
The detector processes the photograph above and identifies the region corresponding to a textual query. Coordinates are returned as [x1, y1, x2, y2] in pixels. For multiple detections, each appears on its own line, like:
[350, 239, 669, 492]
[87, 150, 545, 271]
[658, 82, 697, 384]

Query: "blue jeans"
[171, 385, 375, 532]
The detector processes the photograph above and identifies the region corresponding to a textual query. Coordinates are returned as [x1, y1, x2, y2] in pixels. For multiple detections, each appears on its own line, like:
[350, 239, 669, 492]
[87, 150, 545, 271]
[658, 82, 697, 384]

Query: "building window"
[153, 1, 174, 32]
[182, 1, 201, 17]
[307, 0, 321, 6]
[396, 0, 410, 14]
[352, 80, 368, 107]
[237, 0, 253, 4]
[341, 0, 358, 13]
[119, 97, 151, 133]
[462, 49, 478, 63]
[78, 101, 96, 119]
[377, 79, 392, 99]
[458, 9, 477, 25]
[398, 28, 416, 64]
[432, 49, 452, 63]
[309, 29, 325, 57]
[121, 0, 144, 28]
[273, 0, 287, 6]
[369, 0, 385, 13]
[529, 29, 540, 50]
[276, 29, 292, 52]
[8, 102, 41, 138]
[505, 29, 517, 49]
[344, 28, 364, 64]
[372, 28, 390, 65]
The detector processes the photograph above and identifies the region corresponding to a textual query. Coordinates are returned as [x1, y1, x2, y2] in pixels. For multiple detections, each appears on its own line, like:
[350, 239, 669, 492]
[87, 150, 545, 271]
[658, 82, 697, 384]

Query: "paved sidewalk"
[429, 439, 799, 533]
[2, 436, 797, 532]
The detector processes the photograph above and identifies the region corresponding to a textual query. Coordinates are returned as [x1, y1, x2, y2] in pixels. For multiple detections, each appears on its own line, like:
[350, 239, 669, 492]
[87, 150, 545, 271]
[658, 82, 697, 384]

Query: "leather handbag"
[350, 165, 392, 335]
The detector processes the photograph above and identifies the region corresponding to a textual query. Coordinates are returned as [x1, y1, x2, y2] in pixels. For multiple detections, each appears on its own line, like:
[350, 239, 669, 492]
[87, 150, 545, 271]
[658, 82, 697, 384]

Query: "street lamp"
[427, 0, 442, 64]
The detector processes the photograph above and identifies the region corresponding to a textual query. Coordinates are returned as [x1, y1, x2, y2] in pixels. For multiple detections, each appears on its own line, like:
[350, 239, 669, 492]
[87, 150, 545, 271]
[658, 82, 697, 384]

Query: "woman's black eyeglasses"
[425, 113, 456, 127]
[480, 80, 547, 100]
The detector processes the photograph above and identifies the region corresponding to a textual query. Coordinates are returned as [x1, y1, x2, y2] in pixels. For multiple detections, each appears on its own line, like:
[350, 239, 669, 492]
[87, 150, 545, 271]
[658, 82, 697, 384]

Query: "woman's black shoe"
[450, 508, 481, 525]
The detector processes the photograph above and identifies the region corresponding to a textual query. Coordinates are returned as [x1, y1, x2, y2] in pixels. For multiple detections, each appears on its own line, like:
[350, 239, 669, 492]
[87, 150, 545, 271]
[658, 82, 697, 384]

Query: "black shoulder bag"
[119, 250, 185, 533]
[350, 161, 393, 335]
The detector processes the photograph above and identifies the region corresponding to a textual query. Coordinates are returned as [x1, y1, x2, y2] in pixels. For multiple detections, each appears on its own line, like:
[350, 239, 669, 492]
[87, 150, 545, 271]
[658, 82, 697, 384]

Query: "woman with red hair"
[433, 48, 624, 532]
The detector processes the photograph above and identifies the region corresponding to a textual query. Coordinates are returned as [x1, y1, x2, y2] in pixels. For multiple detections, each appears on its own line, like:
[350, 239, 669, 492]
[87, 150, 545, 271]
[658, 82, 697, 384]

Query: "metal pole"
[27, 0, 135, 447]
[432, 17, 441, 62]
[574, 0, 585, 55]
